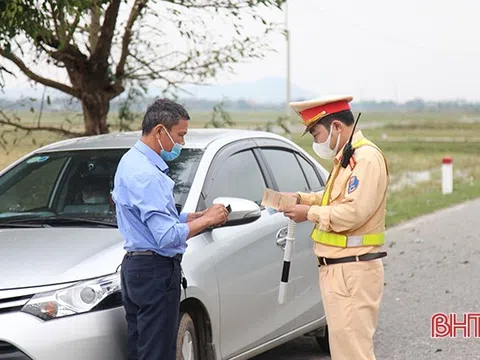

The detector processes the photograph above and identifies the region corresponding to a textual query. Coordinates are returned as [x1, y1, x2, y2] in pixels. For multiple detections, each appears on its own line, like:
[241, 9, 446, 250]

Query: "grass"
[1, 110, 479, 228]
[385, 181, 480, 228]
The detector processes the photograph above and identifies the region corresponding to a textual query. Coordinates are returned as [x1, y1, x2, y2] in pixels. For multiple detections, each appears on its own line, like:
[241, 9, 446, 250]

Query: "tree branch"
[0, 48, 80, 98]
[165, 0, 250, 10]
[0, 110, 83, 137]
[48, 0, 63, 42]
[89, 1, 101, 54]
[36, 33, 88, 63]
[56, 1, 68, 43]
[66, 13, 81, 46]
[115, 0, 148, 81]
[0, 64, 15, 78]
[163, 0, 284, 11]
[91, 0, 122, 64]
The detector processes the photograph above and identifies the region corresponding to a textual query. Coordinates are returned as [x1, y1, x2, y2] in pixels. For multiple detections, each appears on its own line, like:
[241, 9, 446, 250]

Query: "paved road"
[252, 199, 480, 360]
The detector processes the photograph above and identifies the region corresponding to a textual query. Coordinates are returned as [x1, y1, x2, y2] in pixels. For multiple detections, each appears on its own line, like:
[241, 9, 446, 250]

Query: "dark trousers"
[120, 253, 182, 360]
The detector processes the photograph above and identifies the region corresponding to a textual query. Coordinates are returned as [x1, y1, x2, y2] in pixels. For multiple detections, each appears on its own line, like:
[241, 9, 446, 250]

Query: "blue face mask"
[158, 128, 183, 162]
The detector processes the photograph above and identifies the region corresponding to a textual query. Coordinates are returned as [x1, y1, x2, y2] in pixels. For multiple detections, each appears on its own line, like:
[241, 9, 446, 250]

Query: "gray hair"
[142, 98, 190, 135]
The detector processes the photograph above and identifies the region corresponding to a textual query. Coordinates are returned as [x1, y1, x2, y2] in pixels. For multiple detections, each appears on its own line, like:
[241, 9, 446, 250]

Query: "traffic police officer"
[279, 95, 389, 360]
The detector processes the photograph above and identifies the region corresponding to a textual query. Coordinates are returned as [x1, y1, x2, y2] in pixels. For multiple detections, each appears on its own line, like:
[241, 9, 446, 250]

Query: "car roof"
[35, 128, 291, 153]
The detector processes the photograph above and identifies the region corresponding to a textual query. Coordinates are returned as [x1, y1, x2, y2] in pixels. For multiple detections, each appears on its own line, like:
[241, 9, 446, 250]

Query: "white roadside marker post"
[442, 156, 453, 194]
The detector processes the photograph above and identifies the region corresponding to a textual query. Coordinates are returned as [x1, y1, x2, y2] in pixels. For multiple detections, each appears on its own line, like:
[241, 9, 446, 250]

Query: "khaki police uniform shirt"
[298, 130, 389, 259]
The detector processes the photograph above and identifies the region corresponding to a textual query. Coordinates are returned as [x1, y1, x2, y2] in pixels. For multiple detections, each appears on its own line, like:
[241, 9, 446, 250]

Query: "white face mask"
[312, 125, 341, 160]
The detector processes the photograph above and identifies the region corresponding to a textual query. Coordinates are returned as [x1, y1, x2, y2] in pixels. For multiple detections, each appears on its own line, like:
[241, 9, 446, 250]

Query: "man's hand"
[278, 204, 310, 223]
[203, 204, 229, 227]
[186, 204, 229, 239]
[186, 210, 207, 222]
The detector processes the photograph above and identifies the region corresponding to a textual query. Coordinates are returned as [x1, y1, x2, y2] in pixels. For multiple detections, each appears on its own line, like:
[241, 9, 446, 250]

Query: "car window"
[0, 157, 67, 213]
[261, 148, 309, 192]
[205, 150, 266, 206]
[0, 148, 204, 224]
[295, 154, 323, 190]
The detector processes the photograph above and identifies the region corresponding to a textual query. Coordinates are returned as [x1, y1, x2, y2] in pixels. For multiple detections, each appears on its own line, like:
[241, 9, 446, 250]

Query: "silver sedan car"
[0, 128, 331, 360]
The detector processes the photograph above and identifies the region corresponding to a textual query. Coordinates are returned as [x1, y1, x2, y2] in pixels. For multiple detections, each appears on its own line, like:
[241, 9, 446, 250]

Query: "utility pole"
[285, 0, 291, 117]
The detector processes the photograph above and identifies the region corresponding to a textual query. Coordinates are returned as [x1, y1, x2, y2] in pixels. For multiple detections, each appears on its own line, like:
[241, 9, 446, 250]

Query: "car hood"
[0, 227, 125, 290]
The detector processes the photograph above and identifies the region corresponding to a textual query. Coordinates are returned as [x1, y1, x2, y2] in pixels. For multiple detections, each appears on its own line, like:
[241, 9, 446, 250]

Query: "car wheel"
[315, 326, 330, 354]
[177, 312, 199, 360]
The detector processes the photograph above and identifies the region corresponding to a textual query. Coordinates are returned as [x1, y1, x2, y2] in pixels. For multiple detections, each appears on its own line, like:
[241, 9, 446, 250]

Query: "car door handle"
[276, 227, 288, 249]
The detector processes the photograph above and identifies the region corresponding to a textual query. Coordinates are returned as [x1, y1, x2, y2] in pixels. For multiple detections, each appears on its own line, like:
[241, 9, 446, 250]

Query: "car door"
[197, 141, 296, 359]
[256, 143, 327, 329]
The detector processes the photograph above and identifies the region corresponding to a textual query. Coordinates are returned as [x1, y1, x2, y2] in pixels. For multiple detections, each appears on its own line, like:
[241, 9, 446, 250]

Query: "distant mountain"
[2, 77, 312, 104]
[5, 79, 480, 113]
[172, 77, 315, 103]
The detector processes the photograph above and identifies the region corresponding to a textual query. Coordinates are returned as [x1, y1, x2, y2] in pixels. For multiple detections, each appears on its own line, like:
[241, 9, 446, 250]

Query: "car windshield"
[0, 148, 204, 225]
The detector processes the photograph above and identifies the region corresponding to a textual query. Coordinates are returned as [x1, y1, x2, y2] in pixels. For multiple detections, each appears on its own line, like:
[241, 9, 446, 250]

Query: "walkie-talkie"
[340, 112, 362, 168]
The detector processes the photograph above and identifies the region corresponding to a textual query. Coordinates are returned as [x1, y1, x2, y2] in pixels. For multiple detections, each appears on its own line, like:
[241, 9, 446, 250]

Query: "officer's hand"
[278, 204, 310, 223]
[204, 204, 229, 227]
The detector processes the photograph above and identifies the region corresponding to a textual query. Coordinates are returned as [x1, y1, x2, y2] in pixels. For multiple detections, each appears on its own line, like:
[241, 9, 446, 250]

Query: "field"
[1, 109, 479, 228]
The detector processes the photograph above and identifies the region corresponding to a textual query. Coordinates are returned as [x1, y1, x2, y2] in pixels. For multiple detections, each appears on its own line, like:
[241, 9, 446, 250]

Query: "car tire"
[315, 326, 330, 354]
[176, 312, 199, 360]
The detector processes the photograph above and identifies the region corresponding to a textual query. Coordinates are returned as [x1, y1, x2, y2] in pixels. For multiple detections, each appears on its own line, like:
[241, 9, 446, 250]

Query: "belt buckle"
[317, 257, 328, 266]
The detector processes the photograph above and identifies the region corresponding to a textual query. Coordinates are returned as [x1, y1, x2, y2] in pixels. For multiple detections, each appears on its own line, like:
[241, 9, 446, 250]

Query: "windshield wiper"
[3, 216, 118, 228]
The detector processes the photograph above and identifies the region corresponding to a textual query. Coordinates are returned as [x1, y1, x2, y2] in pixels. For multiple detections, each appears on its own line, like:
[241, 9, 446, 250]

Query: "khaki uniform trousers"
[319, 258, 384, 360]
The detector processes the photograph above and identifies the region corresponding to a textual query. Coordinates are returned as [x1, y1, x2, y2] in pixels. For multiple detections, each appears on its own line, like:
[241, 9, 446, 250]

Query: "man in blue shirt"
[112, 98, 228, 360]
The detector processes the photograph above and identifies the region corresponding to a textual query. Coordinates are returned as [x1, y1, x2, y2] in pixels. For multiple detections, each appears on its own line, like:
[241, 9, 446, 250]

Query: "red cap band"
[299, 100, 351, 126]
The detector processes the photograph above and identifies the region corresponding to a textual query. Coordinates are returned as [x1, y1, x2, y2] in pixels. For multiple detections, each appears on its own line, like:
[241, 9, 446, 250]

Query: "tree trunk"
[82, 93, 110, 135]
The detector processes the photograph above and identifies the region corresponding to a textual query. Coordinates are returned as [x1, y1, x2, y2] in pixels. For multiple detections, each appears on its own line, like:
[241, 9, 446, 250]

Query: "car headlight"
[21, 273, 121, 321]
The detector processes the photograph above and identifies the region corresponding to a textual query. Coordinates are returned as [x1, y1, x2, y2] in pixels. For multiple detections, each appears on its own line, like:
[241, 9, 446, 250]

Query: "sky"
[223, 0, 480, 102]
[2, 0, 480, 102]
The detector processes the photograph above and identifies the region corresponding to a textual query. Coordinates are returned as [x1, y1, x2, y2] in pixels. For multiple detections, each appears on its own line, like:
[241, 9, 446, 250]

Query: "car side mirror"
[212, 197, 261, 227]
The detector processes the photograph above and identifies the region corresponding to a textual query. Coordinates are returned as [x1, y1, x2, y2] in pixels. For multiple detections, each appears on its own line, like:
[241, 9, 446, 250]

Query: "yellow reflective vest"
[310, 138, 389, 248]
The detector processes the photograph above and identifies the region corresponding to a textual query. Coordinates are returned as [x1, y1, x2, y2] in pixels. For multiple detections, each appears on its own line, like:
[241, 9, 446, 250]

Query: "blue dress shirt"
[112, 140, 190, 257]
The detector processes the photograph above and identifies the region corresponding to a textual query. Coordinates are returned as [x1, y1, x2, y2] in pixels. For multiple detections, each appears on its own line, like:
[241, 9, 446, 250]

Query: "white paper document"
[261, 188, 297, 210]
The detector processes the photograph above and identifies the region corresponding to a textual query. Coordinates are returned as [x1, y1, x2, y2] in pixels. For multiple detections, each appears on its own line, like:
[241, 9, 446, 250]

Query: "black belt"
[317, 252, 387, 266]
[126, 251, 183, 261]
